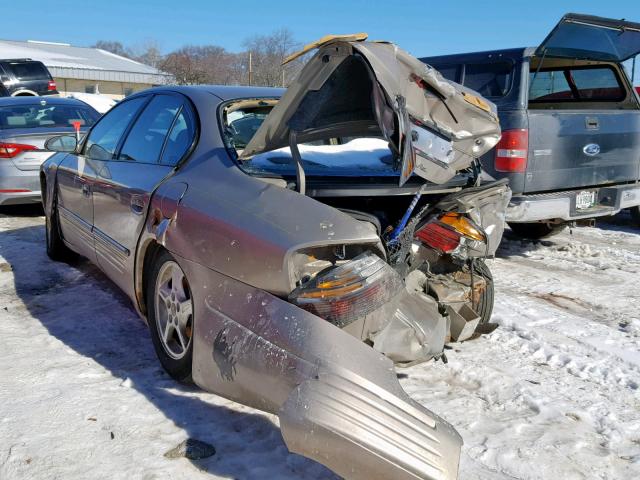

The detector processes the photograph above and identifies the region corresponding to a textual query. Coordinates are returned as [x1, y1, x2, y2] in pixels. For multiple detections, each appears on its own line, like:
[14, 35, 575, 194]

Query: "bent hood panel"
[536, 13, 640, 62]
[241, 38, 501, 185]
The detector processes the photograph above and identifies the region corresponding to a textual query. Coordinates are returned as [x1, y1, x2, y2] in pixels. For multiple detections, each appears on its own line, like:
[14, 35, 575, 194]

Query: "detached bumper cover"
[181, 256, 462, 480]
[281, 369, 461, 480]
[507, 184, 640, 222]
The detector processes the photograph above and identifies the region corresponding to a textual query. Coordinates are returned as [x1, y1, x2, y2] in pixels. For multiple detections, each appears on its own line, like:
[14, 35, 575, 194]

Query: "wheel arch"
[11, 90, 38, 96]
[136, 238, 165, 317]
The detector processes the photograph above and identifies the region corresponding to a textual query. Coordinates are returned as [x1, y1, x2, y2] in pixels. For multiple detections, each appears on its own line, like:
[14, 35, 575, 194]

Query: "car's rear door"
[56, 96, 147, 260]
[90, 93, 196, 293]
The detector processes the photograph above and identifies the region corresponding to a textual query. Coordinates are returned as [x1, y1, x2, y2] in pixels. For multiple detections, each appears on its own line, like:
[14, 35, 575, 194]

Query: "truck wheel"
[508, 222, 566, 240]
[630, 207, 640, 227]
[45, 193, 77, 262]
[146, 250, 194, 383]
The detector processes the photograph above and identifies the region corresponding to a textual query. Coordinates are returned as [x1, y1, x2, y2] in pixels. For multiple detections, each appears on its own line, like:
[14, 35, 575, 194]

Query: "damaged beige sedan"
[41, 34, 509, 479]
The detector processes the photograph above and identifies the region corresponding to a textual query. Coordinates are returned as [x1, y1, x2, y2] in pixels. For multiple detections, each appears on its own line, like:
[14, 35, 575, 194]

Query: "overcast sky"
[5, 0, 640, 80]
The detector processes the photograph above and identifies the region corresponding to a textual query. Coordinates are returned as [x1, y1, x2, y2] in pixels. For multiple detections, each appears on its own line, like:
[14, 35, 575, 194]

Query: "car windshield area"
[222, 98, 398, 179]
[0, 104, 99, 130]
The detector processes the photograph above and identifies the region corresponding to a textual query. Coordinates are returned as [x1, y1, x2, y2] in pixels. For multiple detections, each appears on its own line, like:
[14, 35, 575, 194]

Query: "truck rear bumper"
[507, 184, 640, 222]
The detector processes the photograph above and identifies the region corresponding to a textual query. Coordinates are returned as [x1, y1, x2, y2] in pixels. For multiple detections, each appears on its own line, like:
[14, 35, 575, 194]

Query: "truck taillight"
[0, 142, 37, 158]
[495, 129, 528, 173]
[48, 80, 57, 91]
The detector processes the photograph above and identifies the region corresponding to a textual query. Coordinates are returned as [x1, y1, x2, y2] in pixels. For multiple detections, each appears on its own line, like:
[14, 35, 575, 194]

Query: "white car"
[66, 92, 116, 114]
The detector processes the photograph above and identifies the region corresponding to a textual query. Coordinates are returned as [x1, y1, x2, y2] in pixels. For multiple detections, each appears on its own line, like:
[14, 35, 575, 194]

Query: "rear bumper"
[280, 369, 462, 480]
[177, 255, 462, 480]
[0, 190, 41, 205]
[507, 184, 640, 222]
[0, 163, 41, 205]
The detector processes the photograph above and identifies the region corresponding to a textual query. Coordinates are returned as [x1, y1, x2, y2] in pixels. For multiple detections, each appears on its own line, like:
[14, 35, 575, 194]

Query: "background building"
[0, 39, 172, 99]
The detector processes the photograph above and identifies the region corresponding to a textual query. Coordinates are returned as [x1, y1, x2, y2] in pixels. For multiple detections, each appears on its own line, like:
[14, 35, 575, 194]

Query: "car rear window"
[427, 62, 513, 98]
[463, 62, 513, 98]
[529, 66, 625, 102]
[222, 98, 398, 179]
[5, 61, 50, 81]
[0, 104, 99, 130]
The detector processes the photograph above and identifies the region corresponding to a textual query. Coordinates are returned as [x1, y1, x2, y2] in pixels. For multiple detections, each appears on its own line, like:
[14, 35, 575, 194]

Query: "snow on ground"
[1, 206, 639, 479]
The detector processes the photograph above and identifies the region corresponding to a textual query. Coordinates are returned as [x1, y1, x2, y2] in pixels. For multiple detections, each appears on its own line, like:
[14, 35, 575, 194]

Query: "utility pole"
[248, 51, 253, 86]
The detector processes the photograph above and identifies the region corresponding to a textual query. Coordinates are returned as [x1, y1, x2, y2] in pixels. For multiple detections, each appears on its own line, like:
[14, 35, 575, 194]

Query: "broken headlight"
[288, 252, 403, 328]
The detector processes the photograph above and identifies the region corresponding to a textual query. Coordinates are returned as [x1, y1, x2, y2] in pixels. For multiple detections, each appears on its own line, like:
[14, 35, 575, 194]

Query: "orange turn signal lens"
[439, 212, 485, 242]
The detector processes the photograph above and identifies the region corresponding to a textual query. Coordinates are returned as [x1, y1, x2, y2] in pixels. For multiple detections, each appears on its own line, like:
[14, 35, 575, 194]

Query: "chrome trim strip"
[59, 205, 92, 233]
[93, 227, 130, 257]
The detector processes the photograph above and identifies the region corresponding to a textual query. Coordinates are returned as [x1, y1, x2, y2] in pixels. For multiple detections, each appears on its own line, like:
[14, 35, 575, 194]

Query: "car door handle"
[130, 196, 145, 215]
[81, 183, 91, 198]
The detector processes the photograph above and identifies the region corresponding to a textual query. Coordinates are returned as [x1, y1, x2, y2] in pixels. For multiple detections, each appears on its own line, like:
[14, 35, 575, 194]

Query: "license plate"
[575, 190, 596, 210]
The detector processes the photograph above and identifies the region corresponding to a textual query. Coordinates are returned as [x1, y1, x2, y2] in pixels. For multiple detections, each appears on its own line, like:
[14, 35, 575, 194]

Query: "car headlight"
[288, 252, 403, 328]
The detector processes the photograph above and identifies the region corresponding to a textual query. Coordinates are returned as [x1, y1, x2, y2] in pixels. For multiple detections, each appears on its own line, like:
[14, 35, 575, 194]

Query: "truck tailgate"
[525, 110, 640, 193]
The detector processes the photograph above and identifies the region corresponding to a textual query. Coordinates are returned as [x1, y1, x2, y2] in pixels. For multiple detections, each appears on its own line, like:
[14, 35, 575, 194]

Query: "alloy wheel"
[154, 261, 193, 360]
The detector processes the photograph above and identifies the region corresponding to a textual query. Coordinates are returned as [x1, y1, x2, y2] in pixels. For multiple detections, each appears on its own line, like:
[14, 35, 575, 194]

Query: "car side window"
[160, 104, 195, 166]
[85, 97, 146, 160]
[118, 95, 182, 164]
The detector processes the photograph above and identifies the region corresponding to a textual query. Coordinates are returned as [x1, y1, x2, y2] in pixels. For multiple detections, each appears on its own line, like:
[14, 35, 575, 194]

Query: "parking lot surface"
[1, 207, 639, 479]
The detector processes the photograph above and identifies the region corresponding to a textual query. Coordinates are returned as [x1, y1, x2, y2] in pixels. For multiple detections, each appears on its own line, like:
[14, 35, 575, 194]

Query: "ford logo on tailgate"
[583, 143, 601, 156]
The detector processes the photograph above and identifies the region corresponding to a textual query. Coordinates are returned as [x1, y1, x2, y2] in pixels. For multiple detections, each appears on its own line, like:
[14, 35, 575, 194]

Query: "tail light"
[0, 142, 38, 158]
[495, 129, 528, 173]
[289, 252, 403, 327]
[47, 80, 57, 91]
[415, 212, 486, 254]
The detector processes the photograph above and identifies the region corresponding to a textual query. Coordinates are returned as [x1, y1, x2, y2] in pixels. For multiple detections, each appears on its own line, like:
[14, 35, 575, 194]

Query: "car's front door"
[90, 93, 196, 294]
[56, 96, 147, 261]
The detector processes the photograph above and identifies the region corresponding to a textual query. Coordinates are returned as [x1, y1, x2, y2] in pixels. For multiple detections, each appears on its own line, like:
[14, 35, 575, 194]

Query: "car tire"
[508, 222, 566, 240]
[472, 259, 494, 327]
[146, 250, 194, 383]
[45, 193, 77, 262]
[630, 207, 640, 227]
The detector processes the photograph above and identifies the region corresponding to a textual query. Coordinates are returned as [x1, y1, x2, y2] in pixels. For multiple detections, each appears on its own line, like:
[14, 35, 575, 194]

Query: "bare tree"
[129, 39, 163, 69]
[159, 45, 244, 85]
[242, 28, 303, 87]
[93, 28, 306, 87]
[93, 40, 133, 59]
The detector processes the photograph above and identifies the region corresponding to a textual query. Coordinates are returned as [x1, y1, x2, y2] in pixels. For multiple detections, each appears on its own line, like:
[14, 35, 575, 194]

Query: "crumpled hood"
[241, 34, 501, 185]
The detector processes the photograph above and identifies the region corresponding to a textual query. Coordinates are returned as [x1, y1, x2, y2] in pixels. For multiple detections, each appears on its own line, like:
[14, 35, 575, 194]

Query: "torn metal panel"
[182, 255, 462, 479]
[280, 369, 462, 480]
[241, 36, 501, 186]
[370, 289, 448, 366]
[432, 179, 512, 257]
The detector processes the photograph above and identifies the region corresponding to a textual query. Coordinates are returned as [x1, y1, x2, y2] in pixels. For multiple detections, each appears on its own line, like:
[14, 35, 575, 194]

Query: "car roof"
[137, 84, 285, 101]
[420, 47, 536, 63]
[0, 96, 96, 108]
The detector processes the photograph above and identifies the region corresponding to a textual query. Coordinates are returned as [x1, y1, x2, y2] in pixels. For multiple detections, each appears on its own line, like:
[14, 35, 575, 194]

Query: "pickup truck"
[422, 13, 640, 238]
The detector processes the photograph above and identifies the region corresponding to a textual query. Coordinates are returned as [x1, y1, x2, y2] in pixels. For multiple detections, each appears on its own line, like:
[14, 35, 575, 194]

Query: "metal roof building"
[0, 39, 172, 99]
